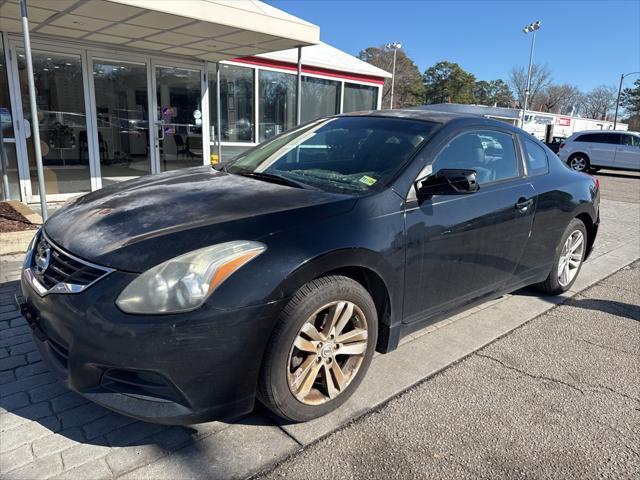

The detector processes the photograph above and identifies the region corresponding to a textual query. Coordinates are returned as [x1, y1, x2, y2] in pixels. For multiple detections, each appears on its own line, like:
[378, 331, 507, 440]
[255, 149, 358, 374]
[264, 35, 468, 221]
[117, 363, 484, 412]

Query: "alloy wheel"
[570, 156, 587, 171]
[287, 300, 368, 405]
[558, 230, 584, 287]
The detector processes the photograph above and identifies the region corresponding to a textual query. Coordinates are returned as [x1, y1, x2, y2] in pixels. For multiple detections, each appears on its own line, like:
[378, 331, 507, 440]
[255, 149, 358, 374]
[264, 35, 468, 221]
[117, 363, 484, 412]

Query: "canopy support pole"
[216, 62, 222, 163]
[296, 47, 302, 125]
[19, 0, 47, 219]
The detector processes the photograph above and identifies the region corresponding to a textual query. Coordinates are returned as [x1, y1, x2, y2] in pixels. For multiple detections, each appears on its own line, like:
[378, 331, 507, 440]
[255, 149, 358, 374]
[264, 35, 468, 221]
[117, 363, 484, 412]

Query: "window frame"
[426, 126, 525, 188]
[519, 135, 550, 177]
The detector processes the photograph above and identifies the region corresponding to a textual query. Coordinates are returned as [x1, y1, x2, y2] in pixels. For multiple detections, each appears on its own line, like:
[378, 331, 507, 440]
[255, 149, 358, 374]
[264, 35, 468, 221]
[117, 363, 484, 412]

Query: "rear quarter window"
[522, 137, 549, 176]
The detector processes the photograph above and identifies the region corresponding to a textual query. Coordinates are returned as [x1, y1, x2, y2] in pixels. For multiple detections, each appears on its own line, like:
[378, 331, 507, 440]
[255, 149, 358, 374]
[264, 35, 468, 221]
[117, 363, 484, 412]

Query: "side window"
[433, 130, 519, 185]
[602, 133, 621, 145]
[523, 137, 549, 176]
[620, 134, 638, 147]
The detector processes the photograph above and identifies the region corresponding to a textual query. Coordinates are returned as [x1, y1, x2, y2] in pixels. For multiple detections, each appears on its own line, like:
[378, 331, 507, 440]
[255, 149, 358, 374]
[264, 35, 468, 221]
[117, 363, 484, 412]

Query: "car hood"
[44, 167, 356, 271]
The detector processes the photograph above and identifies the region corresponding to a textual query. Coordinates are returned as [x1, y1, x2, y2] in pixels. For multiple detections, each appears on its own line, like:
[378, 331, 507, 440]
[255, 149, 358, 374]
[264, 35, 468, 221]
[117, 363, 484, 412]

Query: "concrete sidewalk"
[0, 197, 638, 480]
[259, 261, 640, 479]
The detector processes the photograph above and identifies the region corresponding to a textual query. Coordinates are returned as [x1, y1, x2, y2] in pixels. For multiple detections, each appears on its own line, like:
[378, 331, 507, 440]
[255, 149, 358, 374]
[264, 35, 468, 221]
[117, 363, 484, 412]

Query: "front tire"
[568, 153, 590, 172]
[258, 275, 378, 422]
[535, 218, 587, 295]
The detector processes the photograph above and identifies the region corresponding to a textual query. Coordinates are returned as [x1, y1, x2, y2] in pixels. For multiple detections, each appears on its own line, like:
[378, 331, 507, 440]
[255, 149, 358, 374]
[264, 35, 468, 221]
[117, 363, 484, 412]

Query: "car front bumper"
[19, 270, 287, 425]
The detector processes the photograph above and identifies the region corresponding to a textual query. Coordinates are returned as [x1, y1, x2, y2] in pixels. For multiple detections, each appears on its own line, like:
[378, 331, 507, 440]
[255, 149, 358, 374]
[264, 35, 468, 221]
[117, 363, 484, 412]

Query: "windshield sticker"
[359, 175, 377, 186]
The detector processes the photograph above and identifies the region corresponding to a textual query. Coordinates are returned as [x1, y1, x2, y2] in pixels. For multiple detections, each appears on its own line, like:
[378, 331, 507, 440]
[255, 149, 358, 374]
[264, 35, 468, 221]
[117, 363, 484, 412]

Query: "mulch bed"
[0, 202, 39, 233]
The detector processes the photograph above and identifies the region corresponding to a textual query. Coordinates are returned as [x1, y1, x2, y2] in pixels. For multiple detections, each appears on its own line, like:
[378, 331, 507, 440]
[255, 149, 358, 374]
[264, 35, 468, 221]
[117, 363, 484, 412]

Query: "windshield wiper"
[235, 171, 318, 190]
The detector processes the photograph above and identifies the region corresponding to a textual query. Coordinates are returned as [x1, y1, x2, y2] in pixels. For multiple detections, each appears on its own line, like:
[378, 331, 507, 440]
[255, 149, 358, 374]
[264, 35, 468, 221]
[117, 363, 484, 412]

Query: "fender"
[269, 247, 404, 352]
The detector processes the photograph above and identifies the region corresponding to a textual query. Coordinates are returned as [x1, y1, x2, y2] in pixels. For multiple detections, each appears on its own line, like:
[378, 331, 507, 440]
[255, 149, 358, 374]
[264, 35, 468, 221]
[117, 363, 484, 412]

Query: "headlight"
[24, 228, 40, 268]
[116, 241, 265, 314]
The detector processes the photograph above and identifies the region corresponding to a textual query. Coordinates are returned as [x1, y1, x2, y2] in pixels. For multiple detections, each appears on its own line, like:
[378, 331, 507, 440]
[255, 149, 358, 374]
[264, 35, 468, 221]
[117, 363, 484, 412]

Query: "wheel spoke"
[323, 363, 339, 399]
[568, 259, 580, 268]
[294, 335, 317, 353]
[294, 359, 322, 399]
[337, 341, 367, 356]
[336, 328, 368, 344]
[330, 361, 347, 390]
[300, 322, 324, 341]
[291, 355, 317, 390]
[570, 235, 583, 253]
[323, 301, 354, 337]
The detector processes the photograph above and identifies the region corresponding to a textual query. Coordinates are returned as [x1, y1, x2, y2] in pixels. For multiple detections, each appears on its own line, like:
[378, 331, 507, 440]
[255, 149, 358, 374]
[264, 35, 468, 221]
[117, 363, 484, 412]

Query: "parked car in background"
[18, 111, 600, 425]
[558, 130, 640, 172]
[546, 136, 566, 153]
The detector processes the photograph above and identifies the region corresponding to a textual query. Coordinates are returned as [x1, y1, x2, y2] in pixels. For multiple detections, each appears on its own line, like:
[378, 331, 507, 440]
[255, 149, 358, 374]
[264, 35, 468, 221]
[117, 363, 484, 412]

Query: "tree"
[581, 85, 617, 120]
[509, 63, 552, 109]
[620, 78, 640, 116]
[536, 84, 583, 114]
[358, 46, 425, 109]
[473, 79, 514, 107]
[422, 61, 476, 104]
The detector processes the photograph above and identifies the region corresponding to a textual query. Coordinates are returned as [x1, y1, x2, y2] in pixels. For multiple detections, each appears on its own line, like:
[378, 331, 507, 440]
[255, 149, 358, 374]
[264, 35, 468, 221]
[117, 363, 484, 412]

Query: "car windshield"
[224, 116, 435, 194]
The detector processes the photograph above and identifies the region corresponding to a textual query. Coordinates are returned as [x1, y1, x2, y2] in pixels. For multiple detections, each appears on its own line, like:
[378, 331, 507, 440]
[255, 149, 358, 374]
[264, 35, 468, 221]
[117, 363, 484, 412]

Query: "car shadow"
[516, 286, 639, 321]
[594, 170, 640, 179]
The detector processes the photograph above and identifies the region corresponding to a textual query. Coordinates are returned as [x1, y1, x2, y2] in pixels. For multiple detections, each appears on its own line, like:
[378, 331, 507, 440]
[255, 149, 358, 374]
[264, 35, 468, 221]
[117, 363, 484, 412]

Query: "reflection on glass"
[343, 83, 378, 113]
[156, 66, 203, 172]
[18, 50, 91, 195]
[0, 143, 20, 201]
[259, 70, 296, 142]
[1, 37, 20, 200]
[301, 76, 341, 124]
[1, 37, 14, 138]
[209, 64, 254, 143]
[93, 60, 151, 186]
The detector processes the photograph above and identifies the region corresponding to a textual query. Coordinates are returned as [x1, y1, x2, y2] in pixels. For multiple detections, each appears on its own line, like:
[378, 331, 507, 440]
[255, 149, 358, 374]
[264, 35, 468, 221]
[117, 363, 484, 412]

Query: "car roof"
[341, 107, 512, 128]
[570, 130, 637, 137]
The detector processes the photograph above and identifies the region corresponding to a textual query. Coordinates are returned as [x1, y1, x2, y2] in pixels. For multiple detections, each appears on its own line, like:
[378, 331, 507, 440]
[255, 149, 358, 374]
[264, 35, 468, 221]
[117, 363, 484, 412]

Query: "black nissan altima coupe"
[18, 110, 599, 424]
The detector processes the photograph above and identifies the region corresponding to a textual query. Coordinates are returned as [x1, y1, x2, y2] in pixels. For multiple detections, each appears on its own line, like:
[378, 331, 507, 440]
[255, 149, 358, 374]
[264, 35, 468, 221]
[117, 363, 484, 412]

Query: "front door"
[615, 133, 640, 170]
[152, 63, 205, 172]
[403, 128, 535, 324]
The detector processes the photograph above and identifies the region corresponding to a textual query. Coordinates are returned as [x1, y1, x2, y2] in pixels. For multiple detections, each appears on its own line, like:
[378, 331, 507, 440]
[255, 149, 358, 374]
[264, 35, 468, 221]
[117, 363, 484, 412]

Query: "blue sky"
[267, 0, 640, 92]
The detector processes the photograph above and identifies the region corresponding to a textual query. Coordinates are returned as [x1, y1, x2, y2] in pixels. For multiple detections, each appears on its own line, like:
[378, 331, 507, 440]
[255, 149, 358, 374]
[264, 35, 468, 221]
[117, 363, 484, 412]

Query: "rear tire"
[258, 275, 378, 422]
[568, 153, 590, 172]
[535, 218, 587, 295]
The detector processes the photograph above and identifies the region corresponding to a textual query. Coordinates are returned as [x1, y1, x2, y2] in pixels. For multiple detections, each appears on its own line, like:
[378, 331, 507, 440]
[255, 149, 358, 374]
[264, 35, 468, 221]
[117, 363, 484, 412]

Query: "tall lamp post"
[386, 42, 402, 109]
[613, 71, 640, 129]
[521, 20, 541, 128]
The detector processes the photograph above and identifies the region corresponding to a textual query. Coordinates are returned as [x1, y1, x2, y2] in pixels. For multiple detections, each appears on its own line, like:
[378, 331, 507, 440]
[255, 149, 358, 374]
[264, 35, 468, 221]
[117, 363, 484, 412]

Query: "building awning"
[0, 0, 320, 61]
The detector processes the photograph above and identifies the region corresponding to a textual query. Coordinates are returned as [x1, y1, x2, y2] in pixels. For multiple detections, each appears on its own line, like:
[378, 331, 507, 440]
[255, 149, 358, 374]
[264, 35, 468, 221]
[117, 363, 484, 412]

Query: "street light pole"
[521, 21, 541, 129]
[613, 71, 640, 130]
[386, 42, 402, 109]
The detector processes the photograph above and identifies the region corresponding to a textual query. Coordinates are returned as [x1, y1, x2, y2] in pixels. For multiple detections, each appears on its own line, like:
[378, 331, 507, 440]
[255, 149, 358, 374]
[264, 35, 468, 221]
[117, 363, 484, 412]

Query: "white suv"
[558, 130, 640, 172]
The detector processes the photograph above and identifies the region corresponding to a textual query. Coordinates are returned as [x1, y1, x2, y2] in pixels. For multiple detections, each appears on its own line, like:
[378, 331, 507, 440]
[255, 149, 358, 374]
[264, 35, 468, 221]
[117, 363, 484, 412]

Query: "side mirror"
[416, 169, 479, 199]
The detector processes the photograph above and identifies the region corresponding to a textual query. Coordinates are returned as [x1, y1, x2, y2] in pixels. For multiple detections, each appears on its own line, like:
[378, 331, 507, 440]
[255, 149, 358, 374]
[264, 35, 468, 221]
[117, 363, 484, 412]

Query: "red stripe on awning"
[230, 56, 386, 85]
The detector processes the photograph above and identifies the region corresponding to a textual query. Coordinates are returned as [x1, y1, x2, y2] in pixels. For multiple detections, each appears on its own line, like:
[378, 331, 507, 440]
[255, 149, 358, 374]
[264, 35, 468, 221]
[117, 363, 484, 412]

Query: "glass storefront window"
[301, 76, 340, 124]
[1, 37, 20, 200]
[155, 66, 203, 172]
[209, 64, 254, 143]
[17, 49, 91, 195]
[259, 70, 296, 142]
[93, 60, 151, 186]
[343, 83, 378, 113]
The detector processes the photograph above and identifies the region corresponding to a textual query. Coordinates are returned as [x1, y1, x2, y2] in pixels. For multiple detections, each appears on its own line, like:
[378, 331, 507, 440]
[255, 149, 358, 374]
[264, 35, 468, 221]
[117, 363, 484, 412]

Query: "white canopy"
[0, 0, 320, 61]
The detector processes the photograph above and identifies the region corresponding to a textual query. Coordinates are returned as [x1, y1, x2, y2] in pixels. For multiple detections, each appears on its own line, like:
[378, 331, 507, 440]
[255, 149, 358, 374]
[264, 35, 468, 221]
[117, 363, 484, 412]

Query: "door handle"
[515, 197, 534, 211]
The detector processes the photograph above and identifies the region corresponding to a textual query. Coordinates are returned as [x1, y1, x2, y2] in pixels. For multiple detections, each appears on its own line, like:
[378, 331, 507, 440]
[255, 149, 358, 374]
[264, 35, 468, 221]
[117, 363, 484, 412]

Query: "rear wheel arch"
[575, 212, 597, 260]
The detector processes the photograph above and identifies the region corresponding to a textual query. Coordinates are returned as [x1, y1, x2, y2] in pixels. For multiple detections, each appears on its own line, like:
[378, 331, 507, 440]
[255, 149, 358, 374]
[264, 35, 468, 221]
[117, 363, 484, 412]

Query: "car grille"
[26, 233, 113, 295]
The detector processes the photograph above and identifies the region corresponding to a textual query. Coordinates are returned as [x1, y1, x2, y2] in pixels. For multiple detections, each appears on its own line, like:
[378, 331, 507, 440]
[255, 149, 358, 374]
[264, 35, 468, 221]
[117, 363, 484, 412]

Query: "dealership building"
[0, 0, 390, 204]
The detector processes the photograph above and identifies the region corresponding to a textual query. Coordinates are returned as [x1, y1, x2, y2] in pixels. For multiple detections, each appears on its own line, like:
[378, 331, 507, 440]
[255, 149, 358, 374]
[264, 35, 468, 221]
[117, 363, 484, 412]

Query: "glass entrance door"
[92, 59, 152, 186]
[153, 65, 204, 172]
